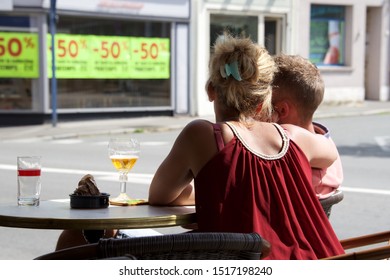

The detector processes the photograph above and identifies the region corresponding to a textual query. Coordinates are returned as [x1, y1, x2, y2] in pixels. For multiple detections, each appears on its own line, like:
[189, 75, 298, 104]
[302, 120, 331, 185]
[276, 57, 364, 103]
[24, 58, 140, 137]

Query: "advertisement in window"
[310, 5, 345, 66]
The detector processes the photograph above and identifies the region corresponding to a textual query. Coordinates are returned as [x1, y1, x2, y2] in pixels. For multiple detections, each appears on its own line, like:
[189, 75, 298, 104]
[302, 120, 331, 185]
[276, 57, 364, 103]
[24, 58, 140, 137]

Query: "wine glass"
[108, 137, 140, 203]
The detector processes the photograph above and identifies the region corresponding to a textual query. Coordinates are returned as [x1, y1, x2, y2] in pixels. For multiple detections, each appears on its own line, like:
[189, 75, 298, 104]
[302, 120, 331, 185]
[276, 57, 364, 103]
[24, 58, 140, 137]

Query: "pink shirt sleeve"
[312, 122, 344, 199]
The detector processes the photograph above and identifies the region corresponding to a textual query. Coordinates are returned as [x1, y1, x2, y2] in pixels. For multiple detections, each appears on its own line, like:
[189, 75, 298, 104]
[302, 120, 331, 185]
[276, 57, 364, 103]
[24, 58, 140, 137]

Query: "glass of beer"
[108, 137, 140, 203]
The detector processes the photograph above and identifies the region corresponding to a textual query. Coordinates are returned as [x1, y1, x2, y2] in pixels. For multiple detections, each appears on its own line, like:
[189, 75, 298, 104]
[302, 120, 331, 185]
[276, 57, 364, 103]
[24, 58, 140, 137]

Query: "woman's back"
[149, 33, 343, 259]
[194, 122, 345, 259]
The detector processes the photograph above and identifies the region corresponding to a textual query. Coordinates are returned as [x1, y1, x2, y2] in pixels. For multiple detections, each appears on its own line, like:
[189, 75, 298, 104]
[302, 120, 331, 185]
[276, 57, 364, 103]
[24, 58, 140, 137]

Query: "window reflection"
[210, 14, 258, 48]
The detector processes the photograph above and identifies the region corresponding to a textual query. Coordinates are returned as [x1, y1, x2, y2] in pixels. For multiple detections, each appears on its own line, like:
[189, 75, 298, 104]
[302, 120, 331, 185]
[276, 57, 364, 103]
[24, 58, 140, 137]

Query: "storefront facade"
[0, 0, 191, 125]
[294, 0, 389, 104]
[191, 0, 389, 116]
[1, 0, 389, 124]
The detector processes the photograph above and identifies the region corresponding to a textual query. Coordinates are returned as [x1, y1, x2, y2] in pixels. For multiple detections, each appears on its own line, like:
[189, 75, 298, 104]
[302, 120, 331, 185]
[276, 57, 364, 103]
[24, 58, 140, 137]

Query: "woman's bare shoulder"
[181, 119, 215, 135]
[171, 119, 216, 148]
[187, 119, 213, 126]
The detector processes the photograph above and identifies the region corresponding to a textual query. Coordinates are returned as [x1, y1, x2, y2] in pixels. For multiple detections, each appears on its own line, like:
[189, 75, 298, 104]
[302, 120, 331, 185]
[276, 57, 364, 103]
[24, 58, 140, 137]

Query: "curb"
[1, 104, 389, 141]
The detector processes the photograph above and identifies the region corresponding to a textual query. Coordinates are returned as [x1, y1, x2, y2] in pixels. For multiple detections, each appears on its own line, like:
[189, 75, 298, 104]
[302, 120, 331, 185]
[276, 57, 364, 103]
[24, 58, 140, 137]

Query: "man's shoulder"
[313, 122, 330, 137]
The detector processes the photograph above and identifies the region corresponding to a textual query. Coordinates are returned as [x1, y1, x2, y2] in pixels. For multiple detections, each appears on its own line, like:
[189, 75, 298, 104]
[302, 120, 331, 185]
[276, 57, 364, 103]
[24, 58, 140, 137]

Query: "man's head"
[272, 54, 324, 126]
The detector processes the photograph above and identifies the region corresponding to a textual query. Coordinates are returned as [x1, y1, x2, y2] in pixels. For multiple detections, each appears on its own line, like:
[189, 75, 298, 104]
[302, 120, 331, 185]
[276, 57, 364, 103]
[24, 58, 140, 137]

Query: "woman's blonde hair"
[207, 32, 276, 121]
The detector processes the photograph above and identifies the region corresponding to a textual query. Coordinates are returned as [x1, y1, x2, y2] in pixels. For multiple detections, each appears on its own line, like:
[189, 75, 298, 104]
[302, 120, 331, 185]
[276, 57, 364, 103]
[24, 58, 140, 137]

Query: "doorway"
[365, 7, 382, 100]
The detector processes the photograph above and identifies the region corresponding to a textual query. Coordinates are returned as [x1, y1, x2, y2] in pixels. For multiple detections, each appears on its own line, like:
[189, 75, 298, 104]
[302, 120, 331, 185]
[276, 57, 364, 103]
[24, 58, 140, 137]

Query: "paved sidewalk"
[0, 100, 389, 141]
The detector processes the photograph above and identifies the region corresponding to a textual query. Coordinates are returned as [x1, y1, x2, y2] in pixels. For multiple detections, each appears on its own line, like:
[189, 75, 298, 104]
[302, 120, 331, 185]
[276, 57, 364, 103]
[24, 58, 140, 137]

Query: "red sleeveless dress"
[194, 122, 345, 259]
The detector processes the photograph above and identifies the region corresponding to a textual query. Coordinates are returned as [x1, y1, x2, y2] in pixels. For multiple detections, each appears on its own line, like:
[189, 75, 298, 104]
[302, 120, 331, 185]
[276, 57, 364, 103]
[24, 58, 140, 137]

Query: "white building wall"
[279, 0, 389, 104]
[191, 0, 214, 117]
[192, 0, 389, 116]
[286, 0, 379, 104]
[192, 0, 292, 117]
[379, 0, 390, 101]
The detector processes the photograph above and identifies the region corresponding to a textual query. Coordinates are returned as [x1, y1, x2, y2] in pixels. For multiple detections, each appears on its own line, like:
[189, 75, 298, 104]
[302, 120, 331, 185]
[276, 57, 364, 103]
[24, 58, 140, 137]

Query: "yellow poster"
[47, 34, 170, 79]
[1, 32, 170, 79]
[128, 37, 170, 79]
[0, 32, 39, 78]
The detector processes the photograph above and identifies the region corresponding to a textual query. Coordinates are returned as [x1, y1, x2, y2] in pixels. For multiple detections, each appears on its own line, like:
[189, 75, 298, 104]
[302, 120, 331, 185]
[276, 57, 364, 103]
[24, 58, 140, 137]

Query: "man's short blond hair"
[272, 54, 324, 122]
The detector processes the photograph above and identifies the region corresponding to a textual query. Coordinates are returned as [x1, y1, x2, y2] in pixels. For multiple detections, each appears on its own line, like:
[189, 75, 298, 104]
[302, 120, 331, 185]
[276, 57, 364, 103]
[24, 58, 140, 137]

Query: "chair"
[34, 232, 271, 260]
[323, 230, 390, 260]
[320, 189, 344, 218]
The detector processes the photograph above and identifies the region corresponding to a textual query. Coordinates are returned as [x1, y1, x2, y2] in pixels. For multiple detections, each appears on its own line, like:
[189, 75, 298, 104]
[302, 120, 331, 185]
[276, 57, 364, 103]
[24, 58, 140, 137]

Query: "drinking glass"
[17, 156, 42, 206]
[108, 137, 140, 203]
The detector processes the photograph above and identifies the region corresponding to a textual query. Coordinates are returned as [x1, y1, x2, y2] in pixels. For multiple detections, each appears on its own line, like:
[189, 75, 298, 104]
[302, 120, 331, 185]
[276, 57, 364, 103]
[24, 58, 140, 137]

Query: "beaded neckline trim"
[225, 122, 289, 160]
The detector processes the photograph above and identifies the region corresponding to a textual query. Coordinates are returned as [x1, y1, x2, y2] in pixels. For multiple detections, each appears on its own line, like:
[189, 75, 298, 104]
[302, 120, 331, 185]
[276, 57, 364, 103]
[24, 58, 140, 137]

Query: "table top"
[0, 199, 196, 230]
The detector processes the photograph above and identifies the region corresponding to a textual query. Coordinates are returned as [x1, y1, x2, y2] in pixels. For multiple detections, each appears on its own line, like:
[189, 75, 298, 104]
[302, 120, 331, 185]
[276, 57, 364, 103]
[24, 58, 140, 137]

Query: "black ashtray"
[69, 193, 110, 209]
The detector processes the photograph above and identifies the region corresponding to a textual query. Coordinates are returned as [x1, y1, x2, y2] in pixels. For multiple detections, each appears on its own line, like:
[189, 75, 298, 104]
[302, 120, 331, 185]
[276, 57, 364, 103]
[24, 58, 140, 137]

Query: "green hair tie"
[220, 61, 242, 81]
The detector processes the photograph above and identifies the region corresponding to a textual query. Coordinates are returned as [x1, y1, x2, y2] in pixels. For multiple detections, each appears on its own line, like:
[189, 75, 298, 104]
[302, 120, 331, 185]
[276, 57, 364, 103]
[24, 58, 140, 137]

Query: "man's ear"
[275, 101, 290, 120]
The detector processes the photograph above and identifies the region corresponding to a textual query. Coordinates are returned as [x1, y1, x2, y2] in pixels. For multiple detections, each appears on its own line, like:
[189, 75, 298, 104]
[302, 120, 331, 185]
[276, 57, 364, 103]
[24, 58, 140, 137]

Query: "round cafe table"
[0, 199, 196, 231]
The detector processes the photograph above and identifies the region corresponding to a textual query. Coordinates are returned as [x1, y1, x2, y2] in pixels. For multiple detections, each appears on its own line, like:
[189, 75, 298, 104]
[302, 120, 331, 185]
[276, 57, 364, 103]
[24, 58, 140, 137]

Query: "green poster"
[0, 32, 39, 78]
[1, 32, 170, 79]
[89, 35, 133, 79]
[47, 34, 170, 79]
[47, 34, 90, 78]
[128, 37, 170, 79]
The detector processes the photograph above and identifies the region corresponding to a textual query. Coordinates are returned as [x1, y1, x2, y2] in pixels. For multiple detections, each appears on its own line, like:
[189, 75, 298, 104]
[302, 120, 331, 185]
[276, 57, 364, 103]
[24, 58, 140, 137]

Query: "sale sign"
[128, 37, 170, 79]
[47, 34, 170, 79]
[1, 32, 170, 79]
[47, 34, 90, 78]
[89, 35, 133, 79]
[0, 32, 39, 78]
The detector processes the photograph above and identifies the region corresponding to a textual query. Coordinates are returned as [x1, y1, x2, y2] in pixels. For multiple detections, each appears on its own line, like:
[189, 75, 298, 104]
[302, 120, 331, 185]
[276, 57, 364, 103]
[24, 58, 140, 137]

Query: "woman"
[148, 33, 344, 259]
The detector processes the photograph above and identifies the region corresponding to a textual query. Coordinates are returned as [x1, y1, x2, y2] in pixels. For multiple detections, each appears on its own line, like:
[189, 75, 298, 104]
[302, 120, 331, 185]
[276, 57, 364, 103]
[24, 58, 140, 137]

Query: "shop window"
[209, 14, 282, 55]
[0, 15, 30, 29]
[210, 14, 258, 49]
[0, 78, 32, 110]
[0, 15, 33, 110]
[310, 5, 345, 66]
[50, 16, 171, 110]
[265, 18, 283, 55]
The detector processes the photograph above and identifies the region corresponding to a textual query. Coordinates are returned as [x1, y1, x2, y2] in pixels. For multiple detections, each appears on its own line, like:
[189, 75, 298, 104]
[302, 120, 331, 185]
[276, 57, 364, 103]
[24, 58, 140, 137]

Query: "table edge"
[0, 212, 197, 230]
